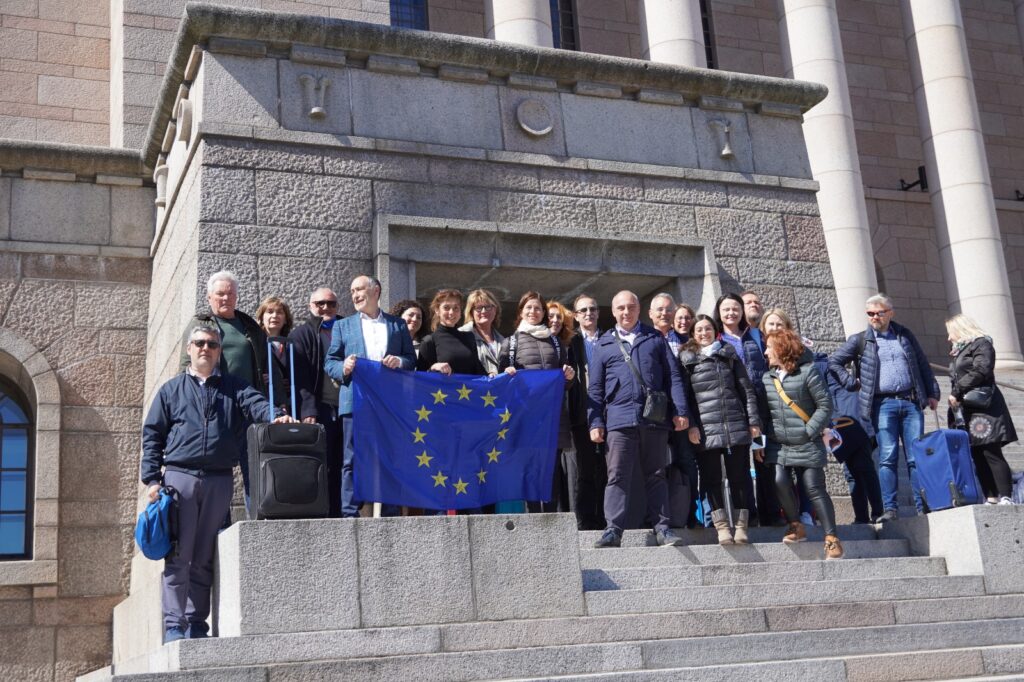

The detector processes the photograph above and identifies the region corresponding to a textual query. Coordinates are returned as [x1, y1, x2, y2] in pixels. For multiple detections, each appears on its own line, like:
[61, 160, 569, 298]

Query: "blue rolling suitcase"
[911, 413, 983, 512]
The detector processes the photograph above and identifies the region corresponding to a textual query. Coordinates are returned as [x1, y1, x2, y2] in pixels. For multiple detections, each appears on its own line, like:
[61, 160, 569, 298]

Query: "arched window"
[391, 0, 429, 30]
[0, 378, 32, 560]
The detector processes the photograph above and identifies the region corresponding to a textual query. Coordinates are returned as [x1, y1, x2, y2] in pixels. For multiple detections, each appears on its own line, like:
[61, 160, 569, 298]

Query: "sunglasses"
[866, 310, 891, 318]
[191, 340, 221, 349]
[576, 306, 598, 314]
[474, 304, 496, 312]
[313, 300, 338, 308]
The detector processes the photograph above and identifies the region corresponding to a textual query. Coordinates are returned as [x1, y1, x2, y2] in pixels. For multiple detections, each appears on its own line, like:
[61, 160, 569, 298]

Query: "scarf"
[516, 321, 551, 339]
[951, 335, 991, 356]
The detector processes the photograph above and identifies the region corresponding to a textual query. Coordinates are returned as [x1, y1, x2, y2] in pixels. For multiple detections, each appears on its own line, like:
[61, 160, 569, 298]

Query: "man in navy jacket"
[142, 325, 294, 643]
[325, 275, 416, 517]
[588, 290, 690, 548]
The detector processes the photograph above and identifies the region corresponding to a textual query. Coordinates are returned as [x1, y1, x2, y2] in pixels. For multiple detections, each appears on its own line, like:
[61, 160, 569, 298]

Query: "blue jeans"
[872, 397, 924, 513]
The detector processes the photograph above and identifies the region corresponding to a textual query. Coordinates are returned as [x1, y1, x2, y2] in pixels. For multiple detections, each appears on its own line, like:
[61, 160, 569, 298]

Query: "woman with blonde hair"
[459, 289, 504, 376]
[946, 314, 1016, 504]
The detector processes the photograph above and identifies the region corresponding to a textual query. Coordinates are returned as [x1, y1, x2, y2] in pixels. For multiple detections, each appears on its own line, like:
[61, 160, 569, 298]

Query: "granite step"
[578, 538, 911, 569]
[582, 555, 946, 591]
[577, 523, 878, 548]
[585, 574, 986, 616]
[107, 622, 1024, 681]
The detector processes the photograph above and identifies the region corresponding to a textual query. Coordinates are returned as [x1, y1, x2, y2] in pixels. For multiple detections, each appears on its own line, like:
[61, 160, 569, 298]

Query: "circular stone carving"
[516, 99, 554, 137]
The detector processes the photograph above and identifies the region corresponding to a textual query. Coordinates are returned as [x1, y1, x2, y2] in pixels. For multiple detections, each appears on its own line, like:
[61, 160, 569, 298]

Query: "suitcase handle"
[266, 336, 297, 420]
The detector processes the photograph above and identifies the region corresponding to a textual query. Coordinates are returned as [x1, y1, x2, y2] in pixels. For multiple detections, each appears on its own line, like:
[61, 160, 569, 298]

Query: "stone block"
[560, 94, 698, 168]
[783, 215, 830, 262]
[749, 114, 812, 178]
[37, 76, 107, 111]
[279, 61, 352, 135]
[539, 169, 643, 201]
[692, 108, 755, 174]
[0, 178, 10, 240]
[58, 526, 129, 597]
[0, 560, 57, 585]
[199, 167, 256, 225]
[643, 177, 728, 207]
[257, 255, 368, 312]
[199, 224, 331, 258]
[121, 25, 176, 64]
[328, 233, 373, 261]
[74, 283, 148, 329]
[429, 158, 538, 191]
[323, 149, 429, 183]
[595, 200, 697, 237]
[10, 179, 110, 245]
[468, 514, 584, 621]
[255, 171, 372, 232]
[375, 182, 489, 222]
[351, 70, 503, 150]
[201, 139, 323, 174]
[489, 191, 595, 230]
[4, 280, 77, 352]
[736, 258, 835, 289]
[845, 649, 984, 682]
[37, 33, 108, 69]
[196, 253, 258, 313]
[197, 54, 278, 130]
[0, 626, 55, 681]
[793, 287, 845, 342]
[728, 186, 820, 216]
[111, 186, 156, 248]
[497, 88, 567, 157]
[765, 601, 895, 633]
[984, 645, 1024, 674]
[356, 516, 475, 627]
[216, 520, 359, 637]
[695, 207, 787, 259]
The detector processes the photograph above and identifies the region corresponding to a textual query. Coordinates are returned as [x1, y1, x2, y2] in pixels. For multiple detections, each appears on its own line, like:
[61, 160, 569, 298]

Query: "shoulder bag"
[613, 331, 669, 423]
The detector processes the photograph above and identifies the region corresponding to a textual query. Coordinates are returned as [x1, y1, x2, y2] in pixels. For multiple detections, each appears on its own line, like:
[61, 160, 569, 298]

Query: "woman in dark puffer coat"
[680, 315, 761, 544]
[499, 291, 576, 512]
[946, 314, 1017, 504]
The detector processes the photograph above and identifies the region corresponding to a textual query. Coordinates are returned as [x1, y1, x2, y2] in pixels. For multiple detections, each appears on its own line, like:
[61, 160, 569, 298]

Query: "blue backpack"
[135, 486, 177, 560]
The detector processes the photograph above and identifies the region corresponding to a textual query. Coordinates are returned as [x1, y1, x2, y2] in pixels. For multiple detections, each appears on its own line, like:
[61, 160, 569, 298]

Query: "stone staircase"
[80, 510, 1024, 682]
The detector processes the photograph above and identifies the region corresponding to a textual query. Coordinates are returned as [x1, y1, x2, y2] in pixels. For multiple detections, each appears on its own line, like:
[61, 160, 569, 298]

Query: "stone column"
[902, 0, 1023, 365]
[640, 0, 706, 67]
[485, 0, 553, 48]
[778, 0, 877, 336]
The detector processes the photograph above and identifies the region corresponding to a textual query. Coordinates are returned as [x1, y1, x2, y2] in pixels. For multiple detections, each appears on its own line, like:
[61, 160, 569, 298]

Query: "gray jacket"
[762, 355, 833, 468]
[679, 342, 760, 451]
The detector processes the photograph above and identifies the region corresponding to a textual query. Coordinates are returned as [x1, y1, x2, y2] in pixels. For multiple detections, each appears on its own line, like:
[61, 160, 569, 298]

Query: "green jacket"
[762, 354, 832, 468]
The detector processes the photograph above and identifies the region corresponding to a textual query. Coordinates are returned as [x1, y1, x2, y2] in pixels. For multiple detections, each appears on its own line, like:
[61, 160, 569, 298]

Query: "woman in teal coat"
[760, 329, 843, 560]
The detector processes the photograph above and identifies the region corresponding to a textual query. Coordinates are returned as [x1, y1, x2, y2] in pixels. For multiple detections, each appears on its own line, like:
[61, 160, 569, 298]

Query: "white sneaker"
[998, 497, 1013, 505]
[985, 497, 999, 505]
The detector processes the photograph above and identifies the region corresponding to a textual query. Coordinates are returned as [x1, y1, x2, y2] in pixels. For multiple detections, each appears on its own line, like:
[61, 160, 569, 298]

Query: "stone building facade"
[0, 0, 1021, 679]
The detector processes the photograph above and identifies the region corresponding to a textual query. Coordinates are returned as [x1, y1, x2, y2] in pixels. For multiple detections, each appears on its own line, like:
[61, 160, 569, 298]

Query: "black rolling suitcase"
[246, 337, 330, 520]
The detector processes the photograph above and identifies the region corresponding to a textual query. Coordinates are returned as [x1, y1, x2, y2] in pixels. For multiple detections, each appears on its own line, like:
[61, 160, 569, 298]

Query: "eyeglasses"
[313, 300, 338, 308]
[474, 304, 496, 313]
[575, 306, 598, 314]
[191, 340, 221, 349]
[866, 310, 891, 318]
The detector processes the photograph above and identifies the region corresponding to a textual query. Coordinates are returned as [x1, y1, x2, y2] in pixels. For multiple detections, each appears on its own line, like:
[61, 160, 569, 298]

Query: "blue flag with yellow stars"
[351, 359, 564, 509]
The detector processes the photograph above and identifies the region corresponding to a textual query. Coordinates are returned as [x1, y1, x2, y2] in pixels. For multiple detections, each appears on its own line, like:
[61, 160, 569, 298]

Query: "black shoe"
[656, 528, 684, 547]
[876, 509, 898, 522]
[188, 623, 209, 639]
[593, 529, 621, 548]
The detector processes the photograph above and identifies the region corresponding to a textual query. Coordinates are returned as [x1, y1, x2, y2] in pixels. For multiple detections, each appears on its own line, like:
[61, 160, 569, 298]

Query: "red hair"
[765, 329, 805, 373]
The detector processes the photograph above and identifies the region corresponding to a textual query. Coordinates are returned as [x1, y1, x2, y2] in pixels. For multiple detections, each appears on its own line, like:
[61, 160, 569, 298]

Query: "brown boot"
[733, 509, 750, 545]
[711, 509, 734, 545]
[824, 535, 843, 560]
[782, 521, 807, 544]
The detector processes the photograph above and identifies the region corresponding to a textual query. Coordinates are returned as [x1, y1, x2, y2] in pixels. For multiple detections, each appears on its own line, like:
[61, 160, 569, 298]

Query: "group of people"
[141, 270, 1018, 644]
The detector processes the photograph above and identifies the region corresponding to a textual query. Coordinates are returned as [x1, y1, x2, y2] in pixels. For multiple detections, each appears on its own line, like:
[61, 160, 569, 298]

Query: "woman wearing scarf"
[499, 291, 576, 512]
[459, 288, 505, 376]
[946, 314, 1016, 505]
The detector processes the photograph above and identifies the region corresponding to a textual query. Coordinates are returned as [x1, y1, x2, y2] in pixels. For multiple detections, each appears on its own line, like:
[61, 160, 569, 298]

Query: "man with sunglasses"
[569, 295, 607, 530]
[143, 325, 295, 644]
[289, 287, 344, 516]
[829, 294, 939, 521]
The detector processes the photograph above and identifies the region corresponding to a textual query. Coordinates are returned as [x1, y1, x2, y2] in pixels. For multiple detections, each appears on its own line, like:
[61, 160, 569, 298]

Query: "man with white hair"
[829, 293, 940, 521]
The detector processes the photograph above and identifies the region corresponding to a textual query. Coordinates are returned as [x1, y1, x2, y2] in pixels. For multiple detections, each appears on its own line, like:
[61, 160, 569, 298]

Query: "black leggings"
[697, 446, 750, 511]
[971, 444, 1013, 499]
[774, 465, 837, 537]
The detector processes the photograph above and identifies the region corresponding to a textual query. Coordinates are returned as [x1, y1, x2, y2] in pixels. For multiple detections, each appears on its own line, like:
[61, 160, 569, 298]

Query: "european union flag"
[351, 359, 564, 510]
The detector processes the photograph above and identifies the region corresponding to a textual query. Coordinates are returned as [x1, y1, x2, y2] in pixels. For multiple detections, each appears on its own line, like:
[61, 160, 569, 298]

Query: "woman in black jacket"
[946, 314, 1017, 504]
[417, 289, 485, 376]
[499, 291, 576, 512]
[255, 296, 293, 413]
[681, 315, 761, 544]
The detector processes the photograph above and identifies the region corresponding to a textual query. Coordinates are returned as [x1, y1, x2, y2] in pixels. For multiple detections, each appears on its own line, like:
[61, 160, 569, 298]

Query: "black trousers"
[972, 443, 1013, 498]
[527, 448, 577, 513]
[842, 442, 883, 523]
[696, 446, 750, 512]
[318, 402, 344, 518]
[571, 424, 607, 530]
[774, 465, 837, 537]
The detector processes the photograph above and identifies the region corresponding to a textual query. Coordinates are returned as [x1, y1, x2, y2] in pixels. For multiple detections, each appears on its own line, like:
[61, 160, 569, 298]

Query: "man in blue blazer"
[325, 275, 416, 517]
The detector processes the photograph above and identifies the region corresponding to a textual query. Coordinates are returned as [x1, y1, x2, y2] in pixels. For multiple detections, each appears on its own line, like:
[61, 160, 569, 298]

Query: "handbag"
[613, 331, 669, 423]
[962, 385, 994, 410]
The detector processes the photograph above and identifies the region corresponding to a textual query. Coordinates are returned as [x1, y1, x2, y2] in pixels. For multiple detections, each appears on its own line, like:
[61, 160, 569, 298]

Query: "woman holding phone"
[679, 314, 761, 544]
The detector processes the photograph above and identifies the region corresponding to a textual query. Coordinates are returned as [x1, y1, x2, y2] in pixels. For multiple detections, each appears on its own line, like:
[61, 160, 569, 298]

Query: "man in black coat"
[288, 286, 344, 517]
[569, 294, 606, 530]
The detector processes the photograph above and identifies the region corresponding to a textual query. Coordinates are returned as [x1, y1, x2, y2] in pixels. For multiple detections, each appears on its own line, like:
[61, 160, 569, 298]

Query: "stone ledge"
[142, 2, 829, 170]
[0, 140, 144, 179]
[0, 559, 58, 586]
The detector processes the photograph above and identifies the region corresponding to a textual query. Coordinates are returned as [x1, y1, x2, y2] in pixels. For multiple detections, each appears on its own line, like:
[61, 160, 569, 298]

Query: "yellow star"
[481, 391, 497, 407]
[496, 428, 509, 440]
[457, 384, 472, 401]
[412, 427, 426, 443]
[431, 389, 448, 405]
[477, 469, 487, 483]
[432, 471, 448, 487]
[416, 451, 432, 468]
[486, 447, 501, 463]
[499, 407, 512, 424]
[453, 478, 469, 495]
[415, 405, 432, 422]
